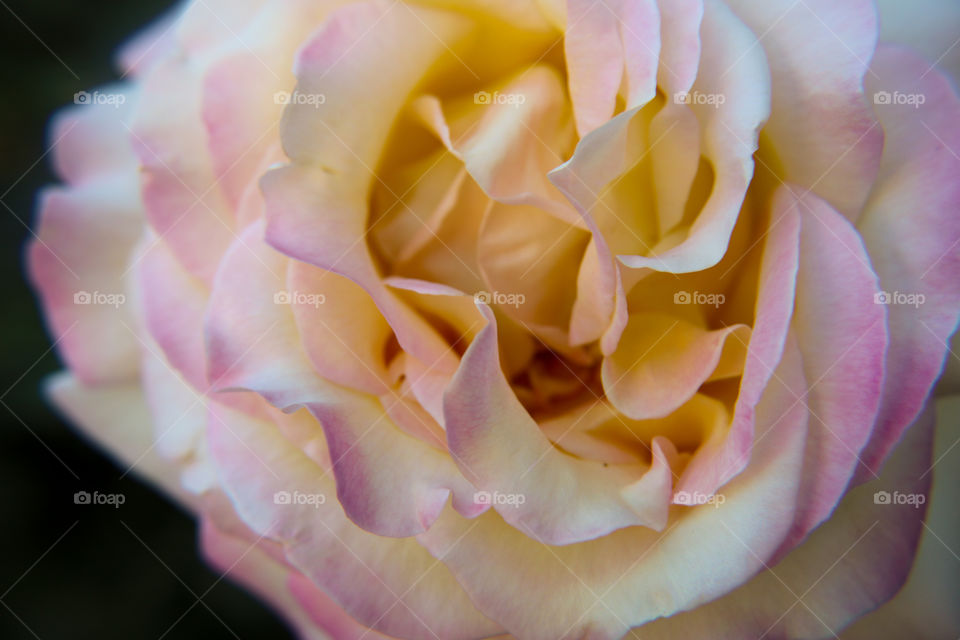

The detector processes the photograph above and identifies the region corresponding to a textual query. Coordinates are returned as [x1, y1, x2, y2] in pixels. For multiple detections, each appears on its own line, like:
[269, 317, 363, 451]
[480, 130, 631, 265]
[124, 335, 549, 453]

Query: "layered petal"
[674, 185, 800, 498]
[857, 46, 960, 477]
[207, 400, 502, 639]
[782, 187, 887, 552]
[422, 336, 809, 639]
[629, 402, 934, 640]
[615, 0, 771, 273]
[564, 0, 660, 135]
[726, 0, 883, 219]
[205, 224, 479, 539]
[28, 175, 143, 384]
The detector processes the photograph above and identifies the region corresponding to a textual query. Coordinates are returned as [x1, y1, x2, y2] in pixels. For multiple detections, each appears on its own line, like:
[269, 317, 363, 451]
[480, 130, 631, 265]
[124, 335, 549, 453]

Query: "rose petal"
[655, 0, 703, 96]
[615, 0, 770, 273]
[602, 312, 751, 420]
[564, 0, 660, 136]
[132, 54, 237, 283]
[422, 337, 808, 639]
[28, 175, 142, 385]
[201, 1, 329, 209]
[207, 401, 502, 639]
[674, 184, 800, 499]
[200, 519, 336, 640]
[48, 85, 139, 186]
[856, 45, 960, 478]
[289, 259, 393, 396]
[139, 232, 210, 391]
[206, 224, 478, 538]
[726, 0, 883, 219]
[779, 187, 887, 553]
[46, 373, 194, 507]
[630, 401, 934, 639]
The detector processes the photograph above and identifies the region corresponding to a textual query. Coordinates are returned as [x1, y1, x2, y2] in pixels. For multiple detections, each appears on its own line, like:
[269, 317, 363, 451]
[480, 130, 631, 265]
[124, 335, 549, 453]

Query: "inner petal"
[602, 312, 751, 420]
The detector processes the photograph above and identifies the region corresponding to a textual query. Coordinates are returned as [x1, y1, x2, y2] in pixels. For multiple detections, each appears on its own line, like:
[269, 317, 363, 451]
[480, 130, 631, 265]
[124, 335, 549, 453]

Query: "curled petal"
[422, 336, 808, 639]
[602, 312, 750, 421]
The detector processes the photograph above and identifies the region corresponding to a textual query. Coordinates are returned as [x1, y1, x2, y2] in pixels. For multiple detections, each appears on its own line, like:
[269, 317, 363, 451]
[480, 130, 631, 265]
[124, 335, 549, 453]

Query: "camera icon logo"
[674, 291, 692, 304]
[474, 91, 492, 105]
[74, 491, 91, 504]
[74, 291, 92, 304]
[874, 291, 891, 304]
[73, 91, 91, 105]
[273, 91, 291, 105]
[873, 490, 892, 505]
[873, 91, 892, 105]
[473, 491, 492, 505]
[274, 290, 292, 304]
[474, 290, 492, 304]
[273, 491, 292, 505]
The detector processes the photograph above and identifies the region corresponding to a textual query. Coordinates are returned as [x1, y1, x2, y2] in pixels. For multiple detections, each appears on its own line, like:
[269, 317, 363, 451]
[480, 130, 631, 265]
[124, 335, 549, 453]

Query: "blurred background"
[0, 1, 293, 637]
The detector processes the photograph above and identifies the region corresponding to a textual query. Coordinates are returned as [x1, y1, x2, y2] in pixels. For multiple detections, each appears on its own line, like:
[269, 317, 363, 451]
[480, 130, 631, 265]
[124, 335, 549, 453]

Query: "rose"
[27, 0, 960, 638]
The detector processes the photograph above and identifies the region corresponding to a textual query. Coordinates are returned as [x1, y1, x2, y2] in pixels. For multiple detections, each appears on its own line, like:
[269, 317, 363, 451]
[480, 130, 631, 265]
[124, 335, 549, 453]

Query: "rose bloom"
[27, 0, 960, 638]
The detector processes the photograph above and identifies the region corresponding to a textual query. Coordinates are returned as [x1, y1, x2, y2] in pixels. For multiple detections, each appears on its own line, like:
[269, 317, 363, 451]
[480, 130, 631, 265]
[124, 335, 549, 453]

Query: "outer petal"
[205, 224, 479, 538]
[138, 232, 211, 391]
[779, 188, 887, 552]
[725, 0, 883, 219]
[45, 373, 194, 508]
[200, 0, 329, 209]
[840, 395, 960, 639]
[856, 46, 960, 478]
[630, 402, 934, 640]
[28, 177, 143, 384]
[132, 53, 237, 283]
[116, 4, 180, 76]
[47, 85, 139, 186]
[28, 90, 144, 385]
[200, 519, 335, 640]
[207, 401, 502, 639]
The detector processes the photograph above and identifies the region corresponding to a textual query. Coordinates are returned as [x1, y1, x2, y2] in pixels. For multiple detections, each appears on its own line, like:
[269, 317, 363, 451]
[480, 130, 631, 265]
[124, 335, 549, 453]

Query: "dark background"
[0, 2, 293, 638]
